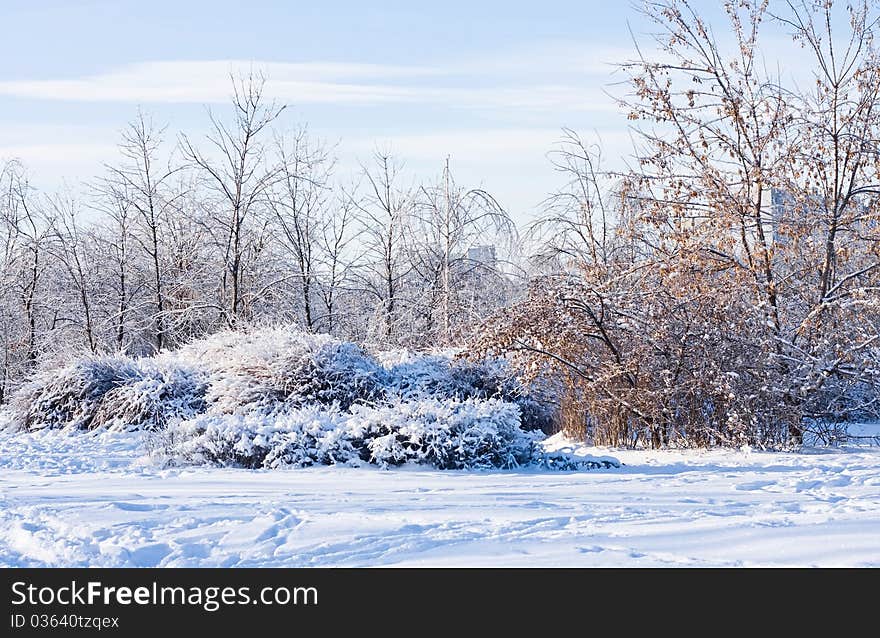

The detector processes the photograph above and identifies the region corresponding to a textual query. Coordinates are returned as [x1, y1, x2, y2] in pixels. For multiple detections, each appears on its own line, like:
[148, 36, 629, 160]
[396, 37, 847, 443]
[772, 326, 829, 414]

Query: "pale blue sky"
[0, 1, 766, 221]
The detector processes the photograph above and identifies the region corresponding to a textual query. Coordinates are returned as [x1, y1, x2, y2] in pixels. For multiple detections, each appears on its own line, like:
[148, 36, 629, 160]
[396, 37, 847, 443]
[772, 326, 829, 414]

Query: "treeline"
[4, 0, 880, 448]
[0, 75, 520, 403]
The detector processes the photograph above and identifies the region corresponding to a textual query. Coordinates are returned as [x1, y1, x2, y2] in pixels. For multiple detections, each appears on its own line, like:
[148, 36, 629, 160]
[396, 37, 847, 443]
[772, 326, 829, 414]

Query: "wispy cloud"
[0, 47, 622, 113]
[345, 127, 637, 166]
[444, 42, 637, 76]
[0, 142, 117, 164]
[348, 129, 567, 161]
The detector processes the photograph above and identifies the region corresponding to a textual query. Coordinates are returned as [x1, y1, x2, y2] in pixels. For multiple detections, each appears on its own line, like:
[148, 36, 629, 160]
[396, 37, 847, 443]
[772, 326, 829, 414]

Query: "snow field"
[1, 429, 878, 567]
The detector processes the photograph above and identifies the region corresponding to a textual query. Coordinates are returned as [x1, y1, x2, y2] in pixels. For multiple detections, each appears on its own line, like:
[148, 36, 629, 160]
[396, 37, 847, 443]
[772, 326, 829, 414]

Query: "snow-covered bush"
[11, 358, 139, 431]
[176, 329, 383, 414]
[379, 352, 555, 432]
[353, 399, 537, 469]
[153, 398, 542, 470]
[10, 357, 206, 432]
[154, 405, 357, 468]
[88, 363, 207, 431]
[5, 328, 587, 470]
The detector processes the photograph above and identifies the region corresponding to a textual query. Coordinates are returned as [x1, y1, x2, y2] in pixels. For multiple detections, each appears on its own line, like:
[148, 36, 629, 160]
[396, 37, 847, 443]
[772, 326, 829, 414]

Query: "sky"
[0, 0, 779, 223]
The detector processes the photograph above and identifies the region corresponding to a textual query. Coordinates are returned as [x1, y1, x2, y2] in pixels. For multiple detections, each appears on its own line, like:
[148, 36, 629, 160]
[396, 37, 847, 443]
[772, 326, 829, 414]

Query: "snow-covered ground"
[1, 428, 879, 567]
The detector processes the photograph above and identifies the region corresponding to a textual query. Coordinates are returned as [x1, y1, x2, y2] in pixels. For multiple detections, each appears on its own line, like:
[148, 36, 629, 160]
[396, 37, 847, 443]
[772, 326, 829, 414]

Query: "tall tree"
[267, 128, 334, 331]
[48, 195, 99, 354]
[101, 110, 183, 352]
[351, 152, 414, 343]
[181, 71, 285, 327]
[409, 158, 515, 345]
[0, 162, 52, 400]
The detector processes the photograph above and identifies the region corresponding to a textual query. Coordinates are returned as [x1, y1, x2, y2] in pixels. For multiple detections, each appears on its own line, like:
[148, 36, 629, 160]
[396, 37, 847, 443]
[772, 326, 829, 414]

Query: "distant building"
[467, 245, 496, 267]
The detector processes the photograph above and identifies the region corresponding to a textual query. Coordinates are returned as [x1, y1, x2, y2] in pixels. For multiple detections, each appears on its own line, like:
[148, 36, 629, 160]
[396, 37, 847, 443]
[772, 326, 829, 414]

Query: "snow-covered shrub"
[351, 399, 537, 469]
[153, 406, 358, 468]
[89, 363, 207, 431]
[380, 353, 554, 432]
[6, 328, 567, 470]
[154, 397, 542, 470]
[11, 358, 141, 431]
[177, 328, 383, 414]
[381, 352, 507, 400]
[9, 357, 206, 432]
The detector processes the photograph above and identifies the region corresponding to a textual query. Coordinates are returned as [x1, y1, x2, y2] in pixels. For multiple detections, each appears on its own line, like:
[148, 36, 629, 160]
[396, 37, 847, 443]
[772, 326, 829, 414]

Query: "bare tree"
[90, 183, 146, 352]
[101, 110, 184, 352]
[181, 71, 285, 327]
[408, 158, 515, 345]
[0, 162, 53, 400]
[159, 195, 217, 345]
[267, 128, 334, 330]
[351, 151, 414, 343]
[621, 0, 880, 439]
[316, 191, 360, 335]
[48, 194, 99, 354]
[532, 129, 617, 269]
